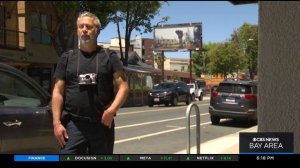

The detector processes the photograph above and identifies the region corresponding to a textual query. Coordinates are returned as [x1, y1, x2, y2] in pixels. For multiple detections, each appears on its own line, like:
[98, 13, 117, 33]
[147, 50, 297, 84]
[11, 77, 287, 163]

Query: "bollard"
[186, 102, 200, 154]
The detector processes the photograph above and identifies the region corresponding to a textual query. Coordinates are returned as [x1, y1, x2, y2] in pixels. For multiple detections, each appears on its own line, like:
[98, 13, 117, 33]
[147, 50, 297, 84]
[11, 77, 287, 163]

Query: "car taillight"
[244, 94, 256, 101]
[212, 91, 218, 97]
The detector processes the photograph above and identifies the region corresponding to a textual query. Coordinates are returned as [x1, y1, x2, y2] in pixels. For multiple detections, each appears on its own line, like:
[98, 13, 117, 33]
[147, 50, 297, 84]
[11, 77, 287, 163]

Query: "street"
[114, 98, 256, 154]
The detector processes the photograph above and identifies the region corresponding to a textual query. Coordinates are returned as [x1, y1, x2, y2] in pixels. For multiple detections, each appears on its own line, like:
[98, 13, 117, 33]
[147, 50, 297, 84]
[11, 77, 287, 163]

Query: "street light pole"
[247, 38, 254, 80]
[238, 38, 254, 81]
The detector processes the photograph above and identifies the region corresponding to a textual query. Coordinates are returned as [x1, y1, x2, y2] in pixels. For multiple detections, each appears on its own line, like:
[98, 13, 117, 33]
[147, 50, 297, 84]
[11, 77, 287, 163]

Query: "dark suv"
[209, 79, 257, 125]
[148, 81, 191, 107]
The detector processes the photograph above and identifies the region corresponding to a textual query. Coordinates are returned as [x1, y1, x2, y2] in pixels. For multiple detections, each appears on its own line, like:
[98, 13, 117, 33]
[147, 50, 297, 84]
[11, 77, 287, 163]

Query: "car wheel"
[211, 115, 220, 125]
[148, 103, 153, 107]
[165, 102, 169, 106]
[191, 94, 195, 101]
[186, 95, 191, 105]
[199, 93, 203, 101]
[171, 97, 178, 106]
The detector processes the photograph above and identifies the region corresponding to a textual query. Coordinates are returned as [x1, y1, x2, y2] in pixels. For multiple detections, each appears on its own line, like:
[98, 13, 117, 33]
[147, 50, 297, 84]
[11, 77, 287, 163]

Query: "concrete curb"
[174, 125, 257, 154]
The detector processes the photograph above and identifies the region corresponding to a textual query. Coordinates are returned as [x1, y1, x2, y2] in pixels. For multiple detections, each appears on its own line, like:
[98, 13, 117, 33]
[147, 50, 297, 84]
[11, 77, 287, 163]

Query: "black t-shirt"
[53, 47, 124, 120]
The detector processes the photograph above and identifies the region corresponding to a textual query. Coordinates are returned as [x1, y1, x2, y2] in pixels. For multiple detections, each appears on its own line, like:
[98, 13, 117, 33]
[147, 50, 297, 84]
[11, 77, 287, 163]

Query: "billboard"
[153, 23, 202, 51]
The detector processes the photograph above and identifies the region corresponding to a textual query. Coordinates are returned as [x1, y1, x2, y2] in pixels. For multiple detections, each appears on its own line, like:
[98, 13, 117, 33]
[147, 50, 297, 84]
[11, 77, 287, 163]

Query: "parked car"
[209, 79, 257, 125]
[210, 85, 219, 94]
[0, 63, 58, 154]
[187, 83, 204, 101]
[148, 80, 191, 107]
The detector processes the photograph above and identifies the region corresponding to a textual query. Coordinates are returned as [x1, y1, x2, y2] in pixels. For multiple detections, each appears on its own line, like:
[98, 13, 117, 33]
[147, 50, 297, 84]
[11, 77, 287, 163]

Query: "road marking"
[115, 113, 209, 129]
[115, 121, 211, 144]
[166, 125, 182, 128]
[118, 103, 209, 116]
[174, 125, 257, 154]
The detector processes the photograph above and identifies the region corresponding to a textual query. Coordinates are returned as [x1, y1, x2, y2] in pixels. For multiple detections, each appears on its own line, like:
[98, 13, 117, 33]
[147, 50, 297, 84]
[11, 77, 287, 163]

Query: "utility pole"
[189, 50, 192, 83]
[161, 51, 164, 82]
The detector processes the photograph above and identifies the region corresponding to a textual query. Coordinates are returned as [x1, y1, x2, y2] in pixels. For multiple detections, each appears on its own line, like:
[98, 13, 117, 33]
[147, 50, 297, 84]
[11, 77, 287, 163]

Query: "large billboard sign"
[153, 23, 202, 51]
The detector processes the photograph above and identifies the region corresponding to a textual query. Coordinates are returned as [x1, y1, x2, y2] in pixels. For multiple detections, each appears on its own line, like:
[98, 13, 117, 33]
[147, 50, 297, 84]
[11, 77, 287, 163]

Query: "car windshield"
[153, 83, 176, 89]
[217, 84, 252, 94]
[187, 84, 194, 89]
[196, 81, 206, 87]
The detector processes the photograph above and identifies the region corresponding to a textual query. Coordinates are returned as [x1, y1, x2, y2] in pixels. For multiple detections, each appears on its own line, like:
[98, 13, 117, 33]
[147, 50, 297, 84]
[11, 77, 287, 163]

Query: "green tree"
[207, 42, 245, 78]
[42, 1, 117, 56]
[193, 42, 219, 77]
[231, 23, 258, 79]
[172, 72, 179, 80]
[110, 1, 166, 66]
[192, 43, 216, 77]
[192, 51, 203, 78]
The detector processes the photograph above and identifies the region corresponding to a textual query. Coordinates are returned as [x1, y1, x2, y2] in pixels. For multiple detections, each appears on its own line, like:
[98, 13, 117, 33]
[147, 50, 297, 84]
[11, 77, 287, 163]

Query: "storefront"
[123, 65, 154, 107]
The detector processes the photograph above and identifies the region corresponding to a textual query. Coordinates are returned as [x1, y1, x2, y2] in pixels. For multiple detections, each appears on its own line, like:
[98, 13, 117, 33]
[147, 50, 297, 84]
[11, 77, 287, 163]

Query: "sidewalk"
[175, 125, 257, 154]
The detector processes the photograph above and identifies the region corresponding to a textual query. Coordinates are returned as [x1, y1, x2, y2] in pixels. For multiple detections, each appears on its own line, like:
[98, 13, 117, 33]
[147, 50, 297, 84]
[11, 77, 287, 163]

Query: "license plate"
[154, 98, 159, 102]
[226, 98, 235, 103]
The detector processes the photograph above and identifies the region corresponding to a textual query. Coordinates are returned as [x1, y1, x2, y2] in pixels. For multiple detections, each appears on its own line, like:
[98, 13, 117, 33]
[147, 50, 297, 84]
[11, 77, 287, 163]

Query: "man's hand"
[53, 123, 69, 147]
[101, 107, 116, 128]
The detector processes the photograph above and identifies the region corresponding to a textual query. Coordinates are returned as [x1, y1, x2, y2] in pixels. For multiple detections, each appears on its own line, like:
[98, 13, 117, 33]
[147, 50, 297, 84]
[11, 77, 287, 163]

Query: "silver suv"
[209, 79, 257, 125]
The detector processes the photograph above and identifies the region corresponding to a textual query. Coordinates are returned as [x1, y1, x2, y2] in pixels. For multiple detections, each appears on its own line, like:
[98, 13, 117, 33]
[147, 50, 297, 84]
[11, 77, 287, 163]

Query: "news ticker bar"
[13, 154, 238, 162]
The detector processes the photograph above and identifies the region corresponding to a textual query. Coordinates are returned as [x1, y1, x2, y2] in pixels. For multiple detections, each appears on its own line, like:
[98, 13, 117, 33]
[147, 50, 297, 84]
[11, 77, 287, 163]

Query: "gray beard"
[80, 38, 93, 46]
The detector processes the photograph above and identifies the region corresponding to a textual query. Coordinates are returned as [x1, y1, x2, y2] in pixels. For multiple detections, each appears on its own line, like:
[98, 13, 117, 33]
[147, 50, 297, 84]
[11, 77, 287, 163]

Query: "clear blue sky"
[98, 1, 258, 58]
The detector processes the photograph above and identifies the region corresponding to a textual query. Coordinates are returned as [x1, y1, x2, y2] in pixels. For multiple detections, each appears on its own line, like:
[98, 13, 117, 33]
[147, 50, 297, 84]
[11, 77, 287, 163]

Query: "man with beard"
[52, 11, 129, 154]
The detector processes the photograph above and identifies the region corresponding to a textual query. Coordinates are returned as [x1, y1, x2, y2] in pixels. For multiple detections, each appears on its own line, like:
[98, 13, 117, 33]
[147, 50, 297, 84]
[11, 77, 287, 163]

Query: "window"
[217, 84, 234, 93]
[0, 71, 41, 107]
[146, 75, 153, 89]
[28, 68, 52, 93]
[236, 85, 252, 94]
[31, 13, 51, 44]
[181, 66, 185, 72]
[56, 21, 74, 50]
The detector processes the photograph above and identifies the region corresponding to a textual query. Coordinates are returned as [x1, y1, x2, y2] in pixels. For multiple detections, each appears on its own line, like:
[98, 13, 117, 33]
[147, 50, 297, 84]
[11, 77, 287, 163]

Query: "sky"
[98, 1, 258, 58]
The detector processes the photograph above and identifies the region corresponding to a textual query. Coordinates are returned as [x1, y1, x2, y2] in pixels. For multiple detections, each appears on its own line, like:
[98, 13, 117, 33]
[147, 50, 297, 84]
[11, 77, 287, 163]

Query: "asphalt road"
[114, 98, 256, 154]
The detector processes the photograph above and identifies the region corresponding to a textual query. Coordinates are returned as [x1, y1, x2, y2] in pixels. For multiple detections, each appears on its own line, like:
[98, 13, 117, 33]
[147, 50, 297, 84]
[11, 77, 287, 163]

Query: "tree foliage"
[172, 72, 179, 80]
[192, 43, 216, 78]
[48, 1, 166, 65]
[206, 42, 245, 78]
[192, 51, 203, 78]
[197, 23, 258, 80]
[110, 1, 165, 66]
[46, 1, 117, 56]
[230, 23, 258, 79]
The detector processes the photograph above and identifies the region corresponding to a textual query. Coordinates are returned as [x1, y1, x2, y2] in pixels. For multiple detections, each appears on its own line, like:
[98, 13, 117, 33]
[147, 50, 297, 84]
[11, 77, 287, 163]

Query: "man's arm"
[52, 79, 65, 126]
[101, 70, 129, 127]
[52, 79, 68, 147]
[111, 70, 129, 112]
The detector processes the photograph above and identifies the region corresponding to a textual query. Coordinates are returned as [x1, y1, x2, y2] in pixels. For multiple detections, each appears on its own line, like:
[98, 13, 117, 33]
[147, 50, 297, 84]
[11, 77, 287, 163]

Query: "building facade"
[0, 1, 77, 93]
